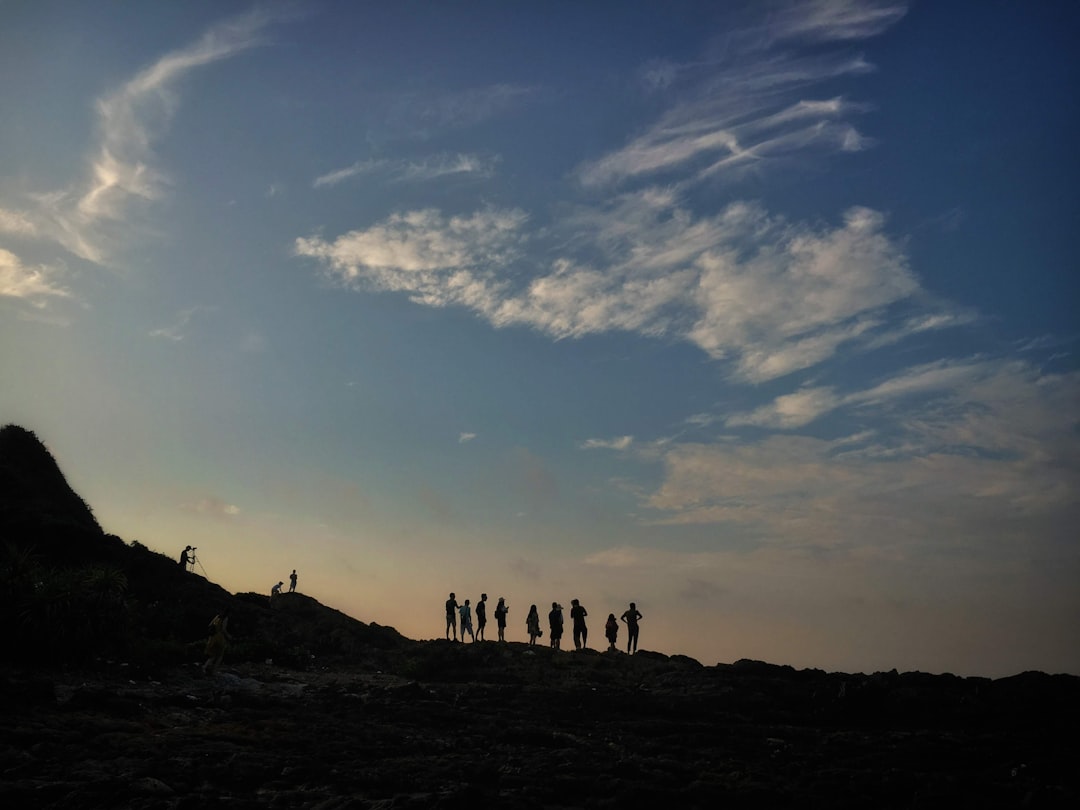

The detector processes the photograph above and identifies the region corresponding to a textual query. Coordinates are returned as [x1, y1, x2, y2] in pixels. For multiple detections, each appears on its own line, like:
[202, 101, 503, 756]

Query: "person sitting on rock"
[445, 592, 459, 641]
[549, 602, 564, 651]
[526, 605, 542, 645]
[605, 613, 619, 651]
[459, 599, 475, 642]
[270, 581, 283, 604]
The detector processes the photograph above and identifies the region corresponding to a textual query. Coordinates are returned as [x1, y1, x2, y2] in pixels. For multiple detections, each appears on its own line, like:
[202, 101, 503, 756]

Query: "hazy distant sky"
[2, 1, 1077, 676]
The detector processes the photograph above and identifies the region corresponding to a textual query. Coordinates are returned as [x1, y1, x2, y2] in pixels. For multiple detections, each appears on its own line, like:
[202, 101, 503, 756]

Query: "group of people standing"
[446, 593, 644, 654]
[446, 593, 510, 642]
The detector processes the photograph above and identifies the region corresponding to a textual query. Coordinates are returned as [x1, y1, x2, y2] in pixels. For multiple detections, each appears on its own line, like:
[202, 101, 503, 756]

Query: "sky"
[1, 1, 1077, 677]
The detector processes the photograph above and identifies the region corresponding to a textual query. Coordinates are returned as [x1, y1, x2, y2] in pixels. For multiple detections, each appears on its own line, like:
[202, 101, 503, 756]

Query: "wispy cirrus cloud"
[581, 436, 634, 451]
[313, 153, 498, 188]
[577, 2, 906, 190]
[0, 9, 282, 266]
[297, 3, 931, 384]
[649, 361, 1080, 548]
[0, 248, 70, 305]
[149, 305, 214, 342]
[725, 357, 1004, 429]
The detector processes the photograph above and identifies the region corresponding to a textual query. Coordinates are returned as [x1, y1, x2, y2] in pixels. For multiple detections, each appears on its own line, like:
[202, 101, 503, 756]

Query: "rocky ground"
[3, 642, 1078, 809]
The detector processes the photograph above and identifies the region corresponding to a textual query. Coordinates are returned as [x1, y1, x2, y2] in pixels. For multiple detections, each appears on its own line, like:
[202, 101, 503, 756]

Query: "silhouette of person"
[526, 604, 541, 645]
[445, 592, 459, 641]
[570, 598, 589, 650]
[620, 602, 643, 654]
[203, 609, 232, 675]
[548, 602, 564, 650]
[289, 569, 297, 593]
[459, 599, 475, 642]
[270, 581, 283, 604]
[476, 593, 488, 641]
[605, 613, 619, 651]
[179, 545, 192, 569]
[494, 596, 509, 642]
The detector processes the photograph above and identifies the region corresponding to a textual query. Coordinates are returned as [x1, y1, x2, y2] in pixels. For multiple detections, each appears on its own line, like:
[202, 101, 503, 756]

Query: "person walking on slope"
[621, 602, 643, 654]
[494, 596, 509, 642]
[203, 609, 232, 675]
[445, 592, 459, 641]
[549, 602, 564, 650]
[459, 599, 475, 642]
[476, 593, 488, 641]
[526, 605, 542, 645]
[570, 598, 589, 650]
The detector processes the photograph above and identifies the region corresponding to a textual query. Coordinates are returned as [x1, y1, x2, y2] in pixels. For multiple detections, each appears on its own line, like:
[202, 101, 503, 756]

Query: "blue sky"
[2, 1, 1077, 676]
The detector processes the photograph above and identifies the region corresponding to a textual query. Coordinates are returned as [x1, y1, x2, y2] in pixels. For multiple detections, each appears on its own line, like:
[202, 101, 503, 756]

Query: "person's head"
[278, 581, 283, 586]
[497, 596, 505, 604]
[481, 593, 487, 600]
[185, 545, 191, 550]
[450, 592, 455, 599]
[465, 599, 470, 606]
[629, 602, 636, 609]
[608, 613, 615, 621]
[530, 604, 537, 613]
[571, 599, 579, 606]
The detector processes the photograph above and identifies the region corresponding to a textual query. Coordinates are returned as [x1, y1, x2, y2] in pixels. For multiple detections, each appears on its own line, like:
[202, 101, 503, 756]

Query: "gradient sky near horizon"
[2, 1, 1077, 677]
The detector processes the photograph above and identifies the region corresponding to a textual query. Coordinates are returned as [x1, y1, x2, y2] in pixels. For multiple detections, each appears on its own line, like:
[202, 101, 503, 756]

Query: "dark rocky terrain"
[2, 424, 1078, 808]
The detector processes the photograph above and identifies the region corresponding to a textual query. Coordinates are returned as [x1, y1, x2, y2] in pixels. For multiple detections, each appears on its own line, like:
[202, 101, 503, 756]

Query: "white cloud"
[581, 436, 634, 451]
[0, 248, 70, 304]
[0, 9, 280, 264]
[298, 196, 931, 382]
[314, 153, 498, 188]
[149, 306, 208, 342]
[0, 209, 38, 237]
[727, 386, 840, 429]
[187, 496, 241, 519]
[769, 0, 908, 44]
[647, 362, 1080, 558]
[458, 432, 477, 443]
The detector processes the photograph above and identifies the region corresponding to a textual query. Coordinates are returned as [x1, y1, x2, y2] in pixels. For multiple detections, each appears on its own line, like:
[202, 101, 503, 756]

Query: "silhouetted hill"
[2, 424, 1080, 807]
[0, 424, 100, 538]
[0, 423, 406, 668]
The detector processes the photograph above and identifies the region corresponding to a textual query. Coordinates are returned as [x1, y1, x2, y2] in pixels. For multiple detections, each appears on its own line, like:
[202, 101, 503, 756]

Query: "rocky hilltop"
[1, 424, 1078, 808]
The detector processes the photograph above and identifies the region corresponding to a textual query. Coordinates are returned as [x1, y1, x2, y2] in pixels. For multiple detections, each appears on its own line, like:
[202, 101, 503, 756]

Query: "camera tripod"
[186, 550, 208, 578]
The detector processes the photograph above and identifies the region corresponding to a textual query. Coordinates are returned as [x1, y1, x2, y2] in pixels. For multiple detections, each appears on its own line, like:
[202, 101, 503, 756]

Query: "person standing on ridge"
[620, 602, 643, 654]
[289, 570, 298, 593]
[570, 598, 589, 650]
[476, 593, 488, 641]
[526, 604, 542, 645]
[549, 602, 564, 650]
[459, 598, 475, 642]
[604, 613, 619, 651]
[445, 592, 459, 641]
[494, 596, 509, 642]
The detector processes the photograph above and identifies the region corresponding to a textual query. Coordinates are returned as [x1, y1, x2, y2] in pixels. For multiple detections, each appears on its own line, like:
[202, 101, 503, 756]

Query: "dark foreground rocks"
[3, 645, 1078, 810]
